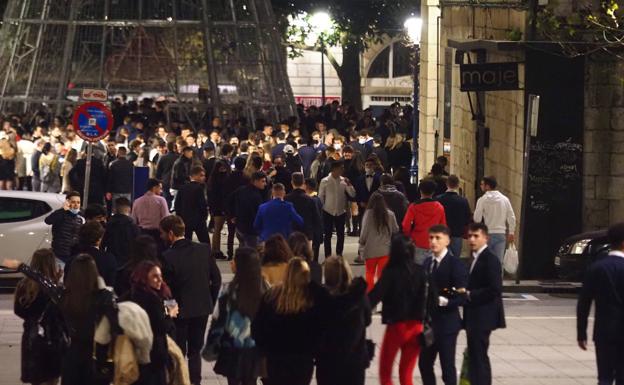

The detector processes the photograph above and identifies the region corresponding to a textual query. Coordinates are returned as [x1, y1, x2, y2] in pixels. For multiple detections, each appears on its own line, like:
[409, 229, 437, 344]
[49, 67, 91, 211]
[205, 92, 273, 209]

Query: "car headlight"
[570, 239, 591, 254]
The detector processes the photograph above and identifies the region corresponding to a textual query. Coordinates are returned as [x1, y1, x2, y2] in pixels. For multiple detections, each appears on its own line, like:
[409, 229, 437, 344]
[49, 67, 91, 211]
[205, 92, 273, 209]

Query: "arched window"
[367, 41, 413, 79]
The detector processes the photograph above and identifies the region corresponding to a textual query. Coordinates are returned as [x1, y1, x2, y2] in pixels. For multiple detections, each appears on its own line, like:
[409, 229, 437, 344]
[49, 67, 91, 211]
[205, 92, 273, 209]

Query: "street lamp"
[310, 11, 333, 107]
[404, 16, 422, 184]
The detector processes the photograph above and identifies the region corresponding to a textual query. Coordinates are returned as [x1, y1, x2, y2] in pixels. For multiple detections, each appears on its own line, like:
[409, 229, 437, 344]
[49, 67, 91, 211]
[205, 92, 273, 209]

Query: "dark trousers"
[323, 212, 346, 257]
[466, 329, 492, 385]
[185, 223, 211, 247]
[316, 360, 365, 385]
[264, 355, 314, 385]
[163, 184, 173, 210]
[174, 315, 209, 385]
[595, 340, 624, 385]
[227, 221, 236, 257]
[419, 331, 459, 385]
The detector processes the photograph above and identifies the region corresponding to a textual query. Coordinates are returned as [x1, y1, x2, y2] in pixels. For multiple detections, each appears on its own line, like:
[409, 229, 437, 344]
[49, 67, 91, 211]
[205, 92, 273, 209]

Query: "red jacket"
[402, 198, 447, 248]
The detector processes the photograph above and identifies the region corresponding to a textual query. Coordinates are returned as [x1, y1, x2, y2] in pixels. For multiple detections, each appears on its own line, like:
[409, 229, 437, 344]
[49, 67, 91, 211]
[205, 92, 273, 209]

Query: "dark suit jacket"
[354, 173, 381, 204]
[423, 252, 468, 335]
[174, 181, 208, 228]
[577, 254, 624, 342]
[155, 152, 178, 188]
[464, 247, 506, 332]
[69, 158, 107, 204]
[285, 188, 322, 240]
[298, 145, 317, 177]
[435, 191, 472, 238]
[163, 239, 222, 319]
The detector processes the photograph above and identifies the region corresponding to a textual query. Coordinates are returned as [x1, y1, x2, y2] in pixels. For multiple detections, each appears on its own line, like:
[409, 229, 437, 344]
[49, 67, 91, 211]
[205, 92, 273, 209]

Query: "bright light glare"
[404, 17, 422, 44]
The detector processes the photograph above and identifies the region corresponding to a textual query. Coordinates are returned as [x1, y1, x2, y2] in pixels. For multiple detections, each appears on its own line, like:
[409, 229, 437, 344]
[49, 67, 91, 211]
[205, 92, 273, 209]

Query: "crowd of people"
[0, 98, 520, 385]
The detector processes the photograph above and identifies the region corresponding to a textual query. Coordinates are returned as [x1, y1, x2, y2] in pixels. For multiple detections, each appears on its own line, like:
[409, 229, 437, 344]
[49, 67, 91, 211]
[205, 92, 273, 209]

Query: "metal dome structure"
[0, 0, 296, 125]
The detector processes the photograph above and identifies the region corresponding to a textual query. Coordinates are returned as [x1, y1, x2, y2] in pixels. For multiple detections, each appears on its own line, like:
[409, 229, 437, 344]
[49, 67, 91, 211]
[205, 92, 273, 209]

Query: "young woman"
[359, 193, 399, 292]
[317, 256, 371, 385]
[39, 143, 61, 193]
[128, 260, 178, 385]
[252, 258, 329, 385]
[207, 159, 232, 259]
[14, 249, 63, 385]
[60, 149, 77, 194]
[0, 138, 16, 190]
[3, 254, 117, 385]
[368, 234, 427, 385]
[287, 232, 321, 285]
[261, 234, 293, 287]
[204, 247, 266, 385]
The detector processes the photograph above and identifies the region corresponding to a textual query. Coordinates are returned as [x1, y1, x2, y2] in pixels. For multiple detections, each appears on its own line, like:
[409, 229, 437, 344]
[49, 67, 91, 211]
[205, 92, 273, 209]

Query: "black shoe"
[213, 251, 227, 260]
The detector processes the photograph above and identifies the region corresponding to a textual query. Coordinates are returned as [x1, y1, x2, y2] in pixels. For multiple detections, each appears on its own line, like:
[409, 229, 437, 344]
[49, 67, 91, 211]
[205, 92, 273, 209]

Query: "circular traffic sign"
[72, 101, 113, 142]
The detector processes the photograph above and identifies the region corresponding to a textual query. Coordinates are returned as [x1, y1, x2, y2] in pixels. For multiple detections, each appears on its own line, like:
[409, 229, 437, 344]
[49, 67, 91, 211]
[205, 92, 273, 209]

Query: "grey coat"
[358, 209, 398, 259]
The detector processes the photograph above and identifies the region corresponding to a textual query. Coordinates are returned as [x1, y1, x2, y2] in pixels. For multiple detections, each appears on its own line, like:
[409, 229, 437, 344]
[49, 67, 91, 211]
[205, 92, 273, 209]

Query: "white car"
[0, 191, 65, 275]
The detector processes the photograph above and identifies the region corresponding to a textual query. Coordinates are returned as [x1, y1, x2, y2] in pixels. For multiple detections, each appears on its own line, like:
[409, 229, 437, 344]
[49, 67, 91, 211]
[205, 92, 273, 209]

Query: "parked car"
[0, 191, 65, 276]
[554, 229, 610, 281]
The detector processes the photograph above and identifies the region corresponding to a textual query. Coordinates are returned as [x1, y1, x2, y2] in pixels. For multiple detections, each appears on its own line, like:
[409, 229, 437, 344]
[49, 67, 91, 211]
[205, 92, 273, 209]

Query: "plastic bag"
[459, 348, 470, 385]
[503, 243, 519, 275]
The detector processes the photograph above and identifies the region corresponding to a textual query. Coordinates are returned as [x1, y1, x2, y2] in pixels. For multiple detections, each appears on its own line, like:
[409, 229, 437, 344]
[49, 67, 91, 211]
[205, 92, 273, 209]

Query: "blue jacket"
[254, 199, 304, 241]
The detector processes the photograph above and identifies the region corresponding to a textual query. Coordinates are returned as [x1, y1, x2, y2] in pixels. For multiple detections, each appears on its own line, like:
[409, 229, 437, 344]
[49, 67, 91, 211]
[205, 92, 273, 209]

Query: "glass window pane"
[392, 42, 412, 78]
[367, 46, 390, 78]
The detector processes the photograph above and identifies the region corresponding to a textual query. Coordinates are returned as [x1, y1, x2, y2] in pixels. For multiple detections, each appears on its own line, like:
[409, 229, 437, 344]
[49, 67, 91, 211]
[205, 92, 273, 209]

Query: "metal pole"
[321, 40, 326, 107]
[410, 44, 420, 184]
[83, 142, 92, 210]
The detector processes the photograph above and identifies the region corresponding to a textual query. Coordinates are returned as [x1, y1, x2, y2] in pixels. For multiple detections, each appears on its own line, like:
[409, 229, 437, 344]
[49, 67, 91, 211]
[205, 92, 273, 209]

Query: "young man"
[319, 161, 356, 257]
[254, 183, 304, 242]
[161, 215, 221, 385]
[230, 171, 268, 248]
[106, 146, 134, 206]
[419, 225, 468, 385]
[44, 191, 85, 265]
[101, 197, 140, 266]
[174, 166, 210, 247]
[464, 223, 506, 385]
[402, 179, 447, 265]
[436, 175, 472, 258]
[473, 176, 516, 262]
[305, 178, 324, 261]
[577, 222, 624, 385]
[286, 172, 322, 245]
[132, 178, 170, 248]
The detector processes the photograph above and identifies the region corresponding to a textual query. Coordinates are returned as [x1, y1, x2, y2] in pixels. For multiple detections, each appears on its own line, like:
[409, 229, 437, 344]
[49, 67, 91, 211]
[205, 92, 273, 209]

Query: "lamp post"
[310, 11, 332, 107]
[404, 16, 422, 184]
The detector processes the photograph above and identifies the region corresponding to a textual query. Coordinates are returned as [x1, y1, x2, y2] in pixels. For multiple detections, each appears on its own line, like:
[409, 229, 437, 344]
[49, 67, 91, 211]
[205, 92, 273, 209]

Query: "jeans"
[323, 212, 346, 257]
[450, 236, 463, 258]
[488, 233, 506, 263]
[174, 315, 209, 385]
[414, 247, 429, 265]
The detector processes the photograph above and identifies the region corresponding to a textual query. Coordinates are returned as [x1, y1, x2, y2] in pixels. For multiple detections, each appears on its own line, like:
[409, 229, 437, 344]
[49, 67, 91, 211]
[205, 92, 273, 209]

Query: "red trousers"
[379, 320, 424, 385]
[365, 255, 389, 293]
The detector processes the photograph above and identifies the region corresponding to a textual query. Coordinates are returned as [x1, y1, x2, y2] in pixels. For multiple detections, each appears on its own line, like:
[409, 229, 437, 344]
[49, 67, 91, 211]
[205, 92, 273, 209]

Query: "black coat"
[231, 184, 267, 235]
[174, 181, 208, 228]
[372, 146, 389, 172]
[435, 191, 472, 238]
[69, 157, 107, 204]
[298, 145, 317, 177]
[69, 245, 118, 288]
[285, 188, 322, 241]
[44, 209, 84, 261]
[102, 214, 140, 265]
[354, 173, 381, 204]
[368, 262, 426, 325]
[463, 248, 506, 332]
[272, 166, 293, 193]
[107, 157, 134, 194]
[372, 186, 409, 225]
[223, 171, 250, 217]
[155, 152, 177, 188]
[163, 239, 222, 319]
[423, 253, 468, 336]
[577, 254, 624, 342]
[171, 156, 192, 190]
[388, 143, 412, 172]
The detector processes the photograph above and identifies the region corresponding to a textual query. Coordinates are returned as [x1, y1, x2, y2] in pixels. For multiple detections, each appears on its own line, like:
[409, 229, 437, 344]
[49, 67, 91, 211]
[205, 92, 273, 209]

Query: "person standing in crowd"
[464, 223, 506, 385]
[288, 232, 322, 285]
[436, 175, 472, 258]
[319, 161, 356, 258]
[359, 193, 399, 292]
[61, 148, 77, 194]
[224, 157, 250, 260]
[161, 215, 222, 385]
[270, 155, 293, 193]
[203, 247, 266, 385]
[261, 234, 293, 287]
[373, 174, 409, 225]
[174, 166, 210, 246]
[297, 138, 316, 178]
[231, 171, 268, 248]
[70, 221, 117, 287]
[14, 249, 63, 385]
[44, 191, 85, 265]
[304, 178, 324, 262]
[473, 176, 516, 263]
[352, 156, 382, 246]
[0, 138, 16, 190]
[101, 197, 140, 266]
[419, 225, 468, 385]
[286, 172, 322, 245]
[103, 139, 117, 168]
[3, 255, 117, 385]
[39, 143, 61, 193]
[577, 222, 624, 385]
[428, 164, 448, 197]
[387, 133, 412, 173]
[69, 151, 107, 205]
[254, 183, 303, 242]
[114, 235, 159, 297]
[252, 258, 329, 385]
[170, 146, 195, 208]
[317, 256, 371, 385]
[31, 139, 44, 192]
[155, 141, 178, 209]
[402, 179, 447, 265]
[368, 234, 427, 385]
[207, 160, 231, 259]
[105, 146, 134, 207]
[127, 260, 178, 385]
[132, 178, 170, 247]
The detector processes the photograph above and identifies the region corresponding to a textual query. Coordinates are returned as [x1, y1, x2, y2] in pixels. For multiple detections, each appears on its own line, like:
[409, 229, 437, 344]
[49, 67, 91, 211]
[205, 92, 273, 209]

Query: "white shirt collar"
[433, 248, 448, 263]
[608, 250, 624, 259]
[472, 244, 488, 259]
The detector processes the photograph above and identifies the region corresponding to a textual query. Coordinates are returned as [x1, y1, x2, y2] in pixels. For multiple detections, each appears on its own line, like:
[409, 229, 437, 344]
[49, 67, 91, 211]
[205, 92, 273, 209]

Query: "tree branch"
[324, 49, 342, 77]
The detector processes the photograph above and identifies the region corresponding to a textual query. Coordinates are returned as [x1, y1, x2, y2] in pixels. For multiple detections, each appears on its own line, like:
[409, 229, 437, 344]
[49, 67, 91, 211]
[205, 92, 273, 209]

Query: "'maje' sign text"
[460, 62, 520, 92]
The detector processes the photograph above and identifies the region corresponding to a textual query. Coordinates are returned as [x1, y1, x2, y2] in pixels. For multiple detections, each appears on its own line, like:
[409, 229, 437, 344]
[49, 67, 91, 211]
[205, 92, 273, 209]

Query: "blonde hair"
[271, 258, 312, 314]
[0, 139, 16, 160]
[390, 133, 405, 150]
[323, 256, 353, 295]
